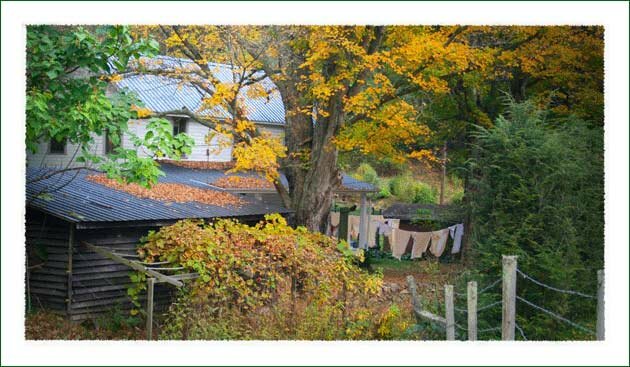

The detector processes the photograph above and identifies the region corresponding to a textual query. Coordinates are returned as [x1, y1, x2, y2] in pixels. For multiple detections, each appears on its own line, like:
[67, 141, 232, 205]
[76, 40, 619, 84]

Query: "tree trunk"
[286, 98, 343, 233]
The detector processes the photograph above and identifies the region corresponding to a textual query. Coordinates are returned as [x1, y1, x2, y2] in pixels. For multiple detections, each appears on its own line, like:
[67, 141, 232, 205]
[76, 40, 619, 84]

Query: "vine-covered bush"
[135, 215, 415, 340]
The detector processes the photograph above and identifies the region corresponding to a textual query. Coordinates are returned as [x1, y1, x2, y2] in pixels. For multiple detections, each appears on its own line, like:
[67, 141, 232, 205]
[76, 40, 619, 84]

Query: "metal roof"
[116, 56, 286, 125]
[26, 164, 375, 226]
[26, 166, 291, 227]
[158, 163, 376, 193]
[339, 175, 378, 193]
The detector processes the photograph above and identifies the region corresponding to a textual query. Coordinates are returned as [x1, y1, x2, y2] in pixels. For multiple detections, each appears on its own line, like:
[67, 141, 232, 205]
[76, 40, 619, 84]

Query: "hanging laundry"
[330, 212, 340, 227]
[410, 232, 432, 259]
[430, 228, 450, 257]
[392, 228, 412, 260]
[348, 215, 361, 242]
[448, 223, 464, 254]
[368, 215, 386, 248]
[328, 212, 340, 237]
[385, 218, 400, 229]
[378, 221, 393, 236]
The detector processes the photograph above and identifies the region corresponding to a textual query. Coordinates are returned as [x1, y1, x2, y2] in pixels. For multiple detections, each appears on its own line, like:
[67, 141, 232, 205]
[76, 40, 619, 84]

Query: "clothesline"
[328, 212, 464, 261]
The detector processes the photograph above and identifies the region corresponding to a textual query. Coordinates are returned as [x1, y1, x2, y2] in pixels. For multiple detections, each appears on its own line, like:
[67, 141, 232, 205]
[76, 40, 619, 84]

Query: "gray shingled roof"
[116, 56, 285, 125]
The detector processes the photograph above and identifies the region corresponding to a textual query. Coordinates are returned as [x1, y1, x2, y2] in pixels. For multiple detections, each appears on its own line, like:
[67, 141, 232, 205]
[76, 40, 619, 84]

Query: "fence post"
[502, 255, 517, 340]
[467, 281, 477, 341]
[445, 284, 455, 340]
[146, 277, 155, 340]
[406, 275, 422, 323]
[596, 269, 605, 340]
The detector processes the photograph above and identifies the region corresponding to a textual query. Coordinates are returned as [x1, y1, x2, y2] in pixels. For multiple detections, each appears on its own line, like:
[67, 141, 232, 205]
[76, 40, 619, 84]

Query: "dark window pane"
[105, 131, 121, 154]
[173, 118, 187, 136]
[49, 138, 66, 154]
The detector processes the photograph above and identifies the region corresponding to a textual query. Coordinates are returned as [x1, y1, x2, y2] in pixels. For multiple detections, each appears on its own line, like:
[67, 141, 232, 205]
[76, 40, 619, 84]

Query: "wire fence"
[516, 269, 596, 299]
[516, 295, 596, 336]
[515, 322, 527, 340]
[454, 277, 501, 298]
[408, 256, 602, 341]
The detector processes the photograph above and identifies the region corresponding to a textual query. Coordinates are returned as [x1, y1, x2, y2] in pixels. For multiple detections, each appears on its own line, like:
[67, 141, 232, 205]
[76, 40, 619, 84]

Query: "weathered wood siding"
[26, 209, 176, 321]
[70, 227, 175, 321]
[26, 210, 70, 313]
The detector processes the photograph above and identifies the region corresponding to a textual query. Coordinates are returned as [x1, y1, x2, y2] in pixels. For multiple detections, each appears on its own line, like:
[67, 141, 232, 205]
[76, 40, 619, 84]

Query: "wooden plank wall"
[26, 211, 70, 313]
[26, 210, 176, 321]
[71, 228, 175, 321]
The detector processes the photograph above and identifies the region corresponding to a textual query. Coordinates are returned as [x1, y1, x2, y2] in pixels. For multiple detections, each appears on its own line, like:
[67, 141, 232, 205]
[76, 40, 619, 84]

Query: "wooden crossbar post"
[468, 281, 478, 341]
[445, 284, 455, 340]
[146, 277, 155, 340]
[502, 255, 517, 340]
[596, 269, 605, 340]
[82, 241, 183, 287]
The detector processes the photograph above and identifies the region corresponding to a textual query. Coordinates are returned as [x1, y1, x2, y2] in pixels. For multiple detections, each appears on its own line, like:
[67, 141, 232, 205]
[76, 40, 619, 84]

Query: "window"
[49, 138, 66, 154]
[173, 117, 187, 136]
[105, 130, 121, 154]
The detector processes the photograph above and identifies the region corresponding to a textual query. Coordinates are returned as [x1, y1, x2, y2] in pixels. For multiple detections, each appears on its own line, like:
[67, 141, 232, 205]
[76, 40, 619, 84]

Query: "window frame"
[172, 117, 188, 136]
[48, 138, 67, 155]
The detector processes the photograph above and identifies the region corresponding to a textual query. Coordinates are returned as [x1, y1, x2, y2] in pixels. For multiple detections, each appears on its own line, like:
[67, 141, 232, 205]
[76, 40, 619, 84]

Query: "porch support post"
[358, 193, 370, 249]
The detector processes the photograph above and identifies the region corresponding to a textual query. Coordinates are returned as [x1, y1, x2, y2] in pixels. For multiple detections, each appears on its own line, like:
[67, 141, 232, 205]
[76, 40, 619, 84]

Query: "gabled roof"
[115, 56, 285, 125]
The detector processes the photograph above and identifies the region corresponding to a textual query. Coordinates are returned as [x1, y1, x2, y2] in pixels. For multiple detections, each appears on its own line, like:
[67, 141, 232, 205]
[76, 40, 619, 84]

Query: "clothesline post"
[502, 255, 517, 340]
[467, 281, 478, 341]
[445, 284, 455, 340]
[358, 193, 370, 249]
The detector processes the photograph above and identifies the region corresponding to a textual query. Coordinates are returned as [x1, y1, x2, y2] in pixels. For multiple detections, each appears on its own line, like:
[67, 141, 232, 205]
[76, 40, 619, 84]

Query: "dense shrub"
[469, 101, 604, 340]
[389, 174, 437, 204]
[134, 215, 415, 340]
[375, 178, 392, 199]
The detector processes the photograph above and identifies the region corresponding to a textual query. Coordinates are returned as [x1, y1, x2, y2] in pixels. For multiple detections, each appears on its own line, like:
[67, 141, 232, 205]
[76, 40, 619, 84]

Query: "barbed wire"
[455, 277, 502, 297]
[479, 278, 502, 294]
[516, 296, 595, 335]
[478, 300, 502, 312]
[516, 269, 596, 299]
[515, 322, 528, 341]
[455, 299, 501, 314]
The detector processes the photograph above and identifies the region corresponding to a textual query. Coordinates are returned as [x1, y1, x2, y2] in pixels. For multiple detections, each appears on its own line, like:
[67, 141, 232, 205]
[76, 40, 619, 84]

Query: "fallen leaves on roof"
[159, 159, 235, 170]
[87, 175, 243, 208]
[213, 176, 275, 190]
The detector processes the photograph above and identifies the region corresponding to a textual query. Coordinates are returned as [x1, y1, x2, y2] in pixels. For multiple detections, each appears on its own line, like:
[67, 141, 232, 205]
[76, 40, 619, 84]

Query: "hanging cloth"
[385, 218, 400, 229]
[348, 215, 361, 242]
[392, 229, 412, 260]
[378, 222, 393, 236]
[368, 215, 386, 248]
[410, 232, 432, 259]
[448, 223, 464, 254]
[430, 228, 450, 257]
[328, 212, 340, 237]
[330, 212, 340, 227]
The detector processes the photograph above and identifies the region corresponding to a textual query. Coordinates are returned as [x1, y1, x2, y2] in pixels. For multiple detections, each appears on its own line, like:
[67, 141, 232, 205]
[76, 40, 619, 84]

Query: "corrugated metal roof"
[26, 166, 291, 225]
[26, 164, 375, 225]
[116, 56, 285, 125]
[340, 175, 377, 192]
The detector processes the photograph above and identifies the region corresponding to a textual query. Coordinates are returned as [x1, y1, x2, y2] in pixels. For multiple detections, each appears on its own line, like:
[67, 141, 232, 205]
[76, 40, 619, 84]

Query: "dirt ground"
[370, 258, 466, 315]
